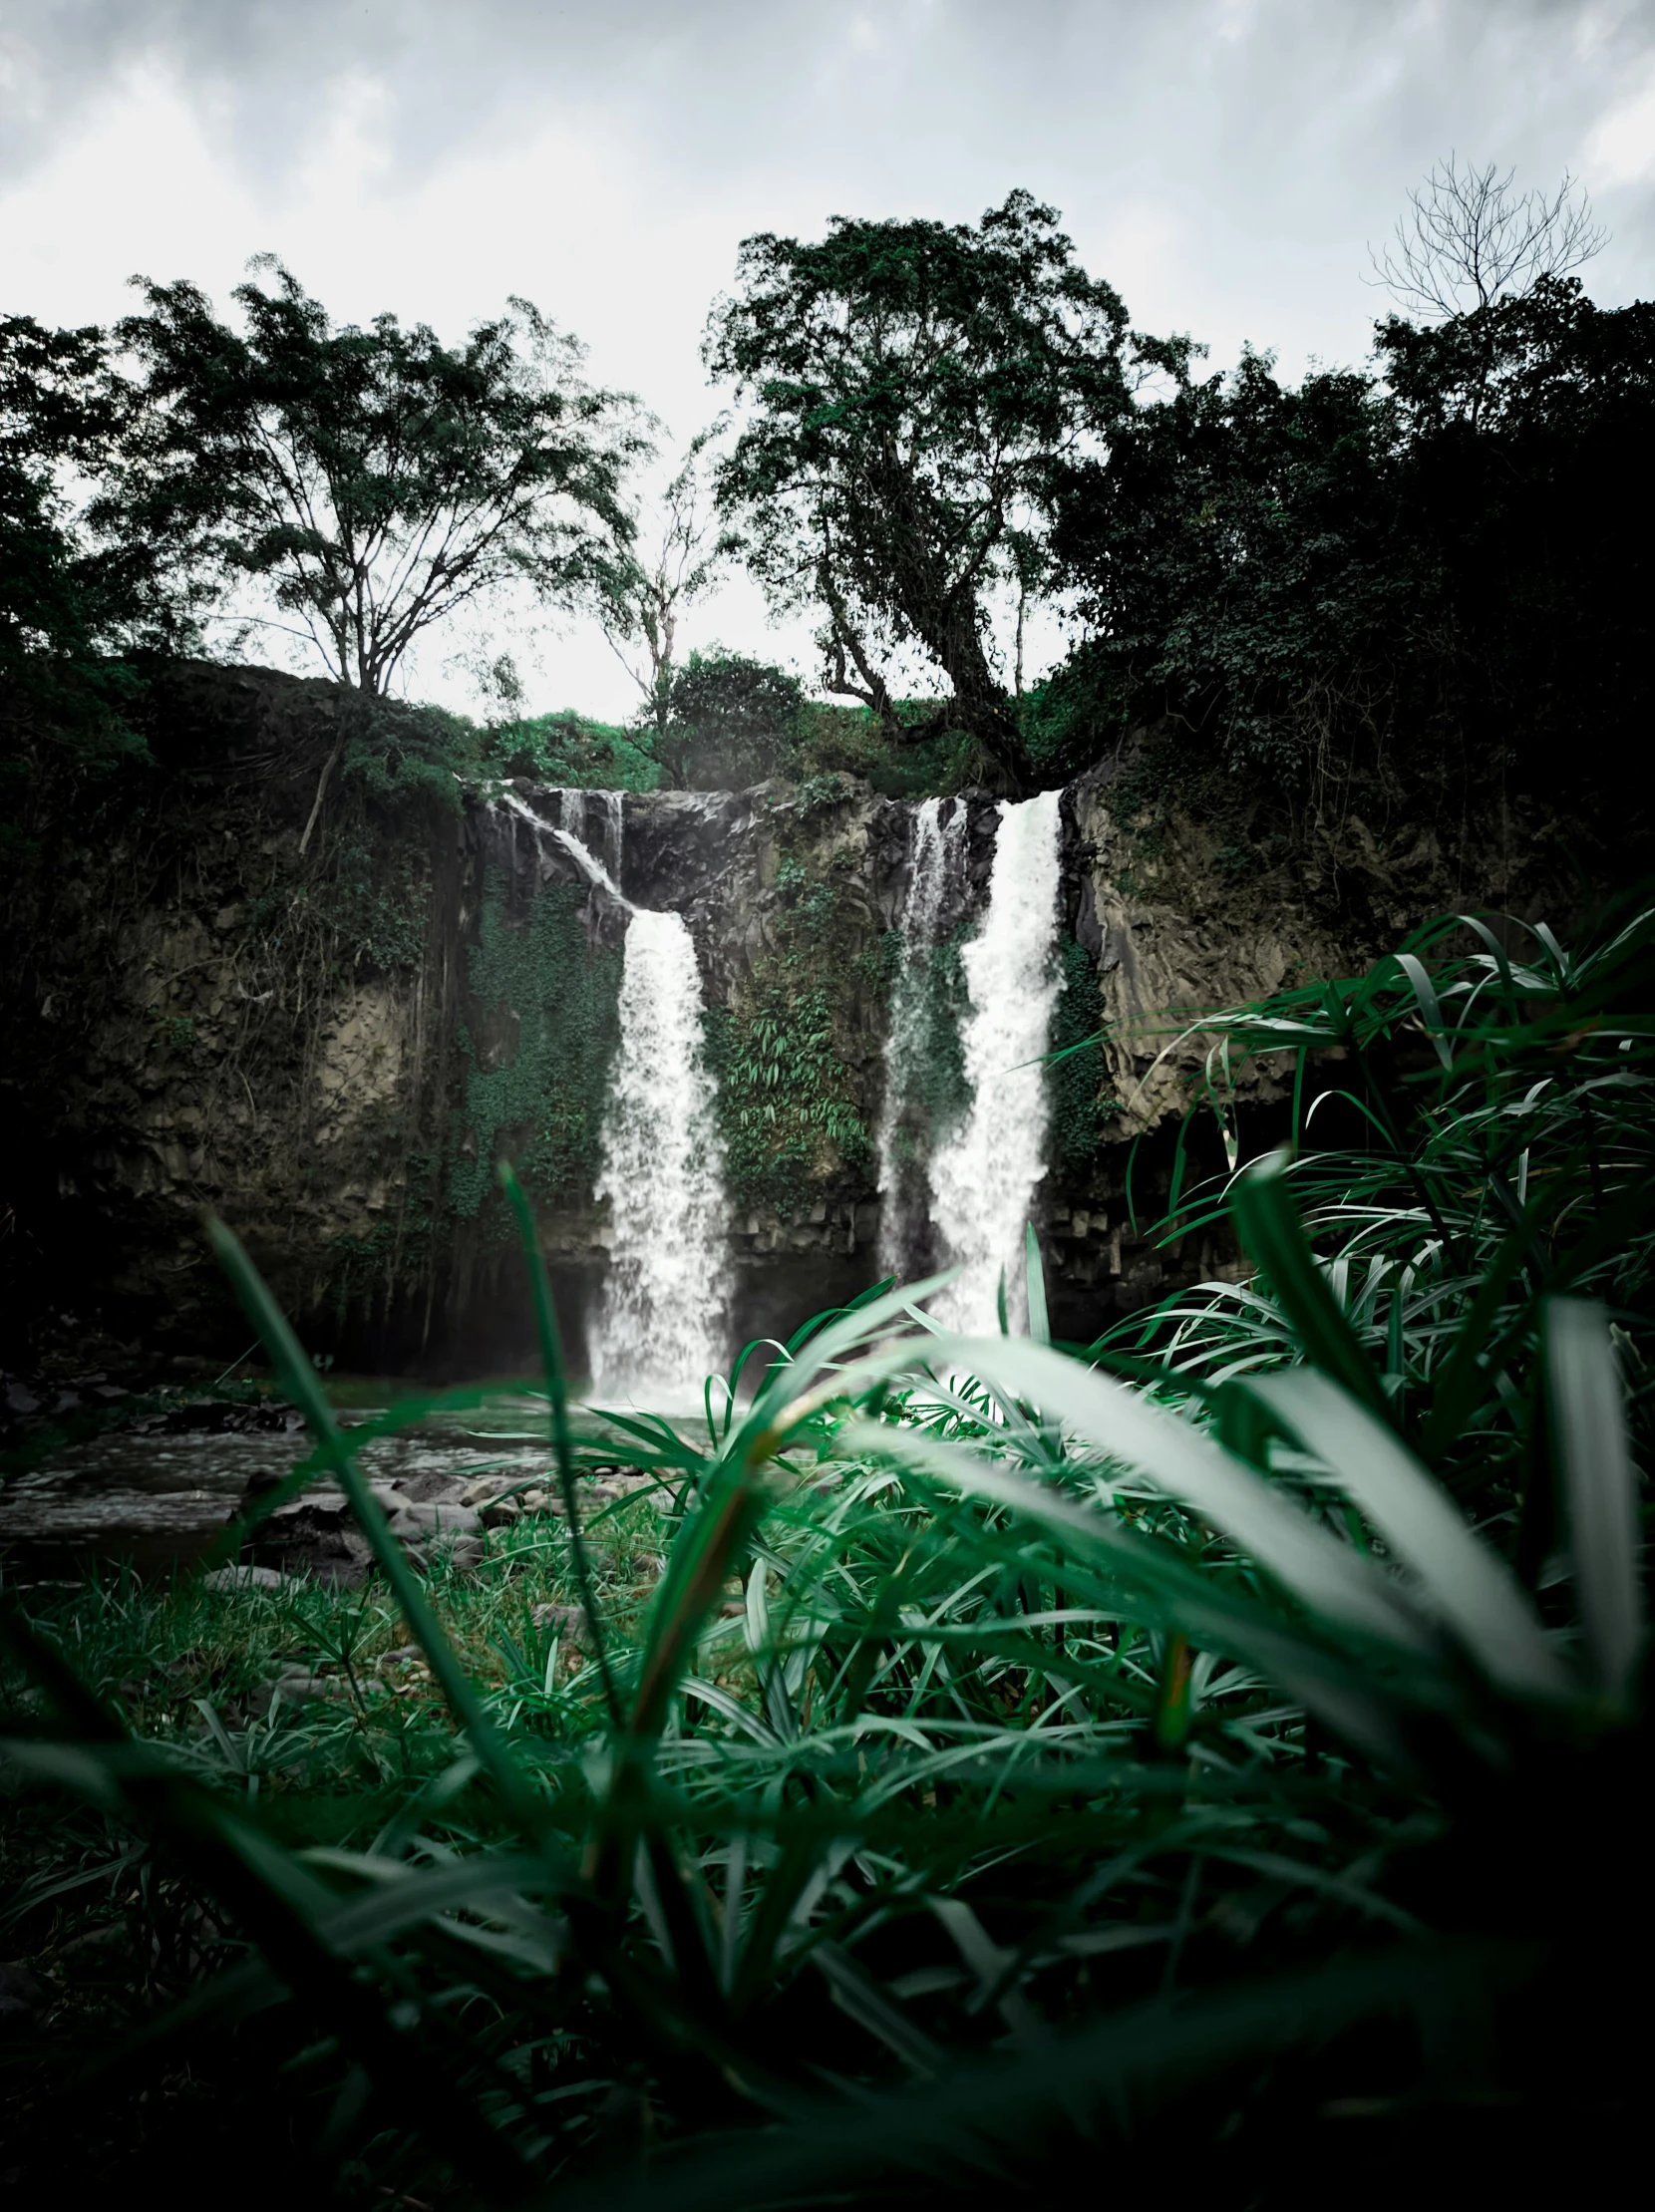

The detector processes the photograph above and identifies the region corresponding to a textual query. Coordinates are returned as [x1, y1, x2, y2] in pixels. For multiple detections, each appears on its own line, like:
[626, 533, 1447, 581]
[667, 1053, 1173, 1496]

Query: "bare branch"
[1369, 155, 1607, 319]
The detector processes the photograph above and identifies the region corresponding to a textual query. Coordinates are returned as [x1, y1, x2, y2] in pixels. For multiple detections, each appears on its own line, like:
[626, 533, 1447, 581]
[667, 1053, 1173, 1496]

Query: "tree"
[705, 191, 1181, 789]
[659, 648, 804, 789]
[598, 430, 732, 747]
[1047, 274, 1655, 800]
[101, 260, 648, 700]
[1051, 348, 1410, 781]
[0, 315, 153, 774]
[1376, 276, 1655, 770]
[1369, 157, 1605, 320]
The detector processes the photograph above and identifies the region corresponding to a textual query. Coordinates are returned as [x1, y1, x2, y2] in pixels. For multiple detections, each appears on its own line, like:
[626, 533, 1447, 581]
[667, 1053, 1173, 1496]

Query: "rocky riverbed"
[0, 1393, 655, 1585]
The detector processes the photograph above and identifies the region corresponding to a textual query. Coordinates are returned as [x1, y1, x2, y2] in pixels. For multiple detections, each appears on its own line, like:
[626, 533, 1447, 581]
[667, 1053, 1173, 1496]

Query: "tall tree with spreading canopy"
[101, 259, 649, 701]
[705, 190, 1180, 789]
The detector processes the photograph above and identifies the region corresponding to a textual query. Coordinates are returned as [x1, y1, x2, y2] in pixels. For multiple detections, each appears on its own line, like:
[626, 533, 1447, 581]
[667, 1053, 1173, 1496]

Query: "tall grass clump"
[2, 904, 1649, 2208]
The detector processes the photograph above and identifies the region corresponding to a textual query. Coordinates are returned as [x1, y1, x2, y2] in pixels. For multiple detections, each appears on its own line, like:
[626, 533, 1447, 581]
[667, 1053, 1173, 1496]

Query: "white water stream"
[876, 797, 965, 1281]
[925, 789, 1064, 1334]
[501, 790, 627, 903]
[502, 789, 729, 1405]
[587, 910, 729, 1406]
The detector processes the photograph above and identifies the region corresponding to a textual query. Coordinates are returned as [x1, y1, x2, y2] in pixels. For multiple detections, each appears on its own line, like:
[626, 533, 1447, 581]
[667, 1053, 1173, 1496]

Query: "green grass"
[1, 903, 1650, 2207]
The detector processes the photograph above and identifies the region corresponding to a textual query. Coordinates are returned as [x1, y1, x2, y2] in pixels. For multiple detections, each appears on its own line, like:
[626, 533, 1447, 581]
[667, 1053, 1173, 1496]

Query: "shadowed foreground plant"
[2, 922, 1649, 2207]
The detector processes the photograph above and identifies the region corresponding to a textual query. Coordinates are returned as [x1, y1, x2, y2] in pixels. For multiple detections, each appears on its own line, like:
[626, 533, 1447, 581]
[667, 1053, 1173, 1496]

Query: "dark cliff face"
[0, 658, 1609, 1387]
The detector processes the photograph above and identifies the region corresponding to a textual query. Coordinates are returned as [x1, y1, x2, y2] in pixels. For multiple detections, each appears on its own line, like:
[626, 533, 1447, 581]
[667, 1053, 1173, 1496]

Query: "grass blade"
[917, 1339, 1433, 1655]
[1545, 1297, 1645, 1706]
[1228, 1152, 1390, 1418]
[1246, 1370, 1568, 1701]
[205, 1216, 550, 1839]
[1025, 1222, 1051, 1346]
[498, 1160, 624, 1730]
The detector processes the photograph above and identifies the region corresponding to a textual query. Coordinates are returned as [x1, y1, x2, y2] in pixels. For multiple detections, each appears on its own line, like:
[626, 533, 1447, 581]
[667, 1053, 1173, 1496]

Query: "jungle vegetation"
[1, 900, 1650, 2202]
[1, 161, 1651, 2204]
[3, 164, 1650, 818]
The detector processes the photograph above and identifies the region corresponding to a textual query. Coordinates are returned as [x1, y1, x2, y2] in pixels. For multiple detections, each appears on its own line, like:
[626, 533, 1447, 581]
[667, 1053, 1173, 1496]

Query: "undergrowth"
[1, 900, 1649, 2208]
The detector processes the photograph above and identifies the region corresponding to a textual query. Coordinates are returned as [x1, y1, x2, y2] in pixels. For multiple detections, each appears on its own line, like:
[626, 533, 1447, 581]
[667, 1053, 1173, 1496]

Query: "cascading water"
[587, 910, 729, 1405]
[876, 797, 966, 1281]
[925, 788, 1064, 1334]
[500, 789, 627, 903]
[506, 788, 729, 1404]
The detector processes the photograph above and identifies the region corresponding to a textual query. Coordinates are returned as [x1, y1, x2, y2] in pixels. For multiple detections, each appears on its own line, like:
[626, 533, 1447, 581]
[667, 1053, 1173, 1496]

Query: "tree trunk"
[929, 603, 1030, 795]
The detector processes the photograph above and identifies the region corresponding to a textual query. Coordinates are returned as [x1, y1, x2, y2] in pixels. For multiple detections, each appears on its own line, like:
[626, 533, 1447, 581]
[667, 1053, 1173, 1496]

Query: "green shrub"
[481, 709, 661, 791]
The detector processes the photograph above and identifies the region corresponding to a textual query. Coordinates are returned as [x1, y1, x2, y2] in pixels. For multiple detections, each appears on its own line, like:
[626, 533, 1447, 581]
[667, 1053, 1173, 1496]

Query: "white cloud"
[1584, 64, 1655, 187]
[1, 1, 1650, 721]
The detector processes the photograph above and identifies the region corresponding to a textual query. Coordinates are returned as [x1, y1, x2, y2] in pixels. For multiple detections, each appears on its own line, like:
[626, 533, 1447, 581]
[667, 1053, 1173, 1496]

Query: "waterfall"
[500, 785, 729, 1405]
[876, 798, 966, 1281]
[597, 790, 625, 883]
[587, 910, 729, 1406]
[500, 790, 626, 904]
[926, 788, 1063, 1334]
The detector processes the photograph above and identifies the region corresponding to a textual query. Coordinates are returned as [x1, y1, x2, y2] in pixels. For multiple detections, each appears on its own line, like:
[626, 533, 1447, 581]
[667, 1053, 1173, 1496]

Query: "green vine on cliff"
[449, 871, 621, 1219]
[1047, 936, 1117, 1174]
[710, 849, 875, 1215]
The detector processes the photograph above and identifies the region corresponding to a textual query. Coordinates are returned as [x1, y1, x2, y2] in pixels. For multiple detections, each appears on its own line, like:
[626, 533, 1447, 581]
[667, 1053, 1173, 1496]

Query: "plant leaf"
[1544, 1298, 1645, 1705]
[1227, 1152, 1390, 1417]
[1244, 1370, 1568, 1701]
[906, 1339, 1432, 1656]
[1025, 1222, 1051, 1346]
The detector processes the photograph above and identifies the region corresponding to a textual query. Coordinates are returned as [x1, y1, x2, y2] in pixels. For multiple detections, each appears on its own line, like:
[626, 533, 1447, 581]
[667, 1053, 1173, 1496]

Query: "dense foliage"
[709, 844, 877, 1212]
[2, 905, 1648, 2204]
[101, 261, 646, 697]
[658, 648, 807, 789]
[1047, 275, 1655, 797]
[706, 191, 1182, 788]
[4, 186, 1651, 831]
[480, 706, 662, 792]
[450, 872, 624, 1219]
[0, 313, 153, 784]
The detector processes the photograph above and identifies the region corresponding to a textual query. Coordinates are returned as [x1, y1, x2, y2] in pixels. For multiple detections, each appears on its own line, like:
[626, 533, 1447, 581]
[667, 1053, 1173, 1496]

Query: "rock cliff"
[0, 660, 1599, 1385]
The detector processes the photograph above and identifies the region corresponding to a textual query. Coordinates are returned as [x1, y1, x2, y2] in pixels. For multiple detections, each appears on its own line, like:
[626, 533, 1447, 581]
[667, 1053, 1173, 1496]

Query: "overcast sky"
[3, 0, 1652, 718]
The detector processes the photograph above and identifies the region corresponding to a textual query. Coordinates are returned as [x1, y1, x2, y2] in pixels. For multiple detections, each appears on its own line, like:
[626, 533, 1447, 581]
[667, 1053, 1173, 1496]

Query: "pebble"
[247, 1667, 353, 1718]
[202, 1564, 288, 1592]
[387, 1499, 483, 1537]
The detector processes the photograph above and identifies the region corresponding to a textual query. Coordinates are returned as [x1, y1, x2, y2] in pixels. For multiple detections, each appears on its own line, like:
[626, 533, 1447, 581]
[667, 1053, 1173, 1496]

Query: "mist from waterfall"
[926, 788, 1064, 1334]
[876, 797, 966, 1282]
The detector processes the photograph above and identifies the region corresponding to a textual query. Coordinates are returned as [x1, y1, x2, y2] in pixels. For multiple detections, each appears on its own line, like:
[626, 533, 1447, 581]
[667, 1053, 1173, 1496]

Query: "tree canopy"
[0, 313, 154, 774]
[598, 431, 731, 749]
[658, 647, 805, 789]
[1, 168, 1651, 835]
[705, 190, 1183, 789]
[100, 261, 648, 696]
[1042, 274, 1655, 802]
